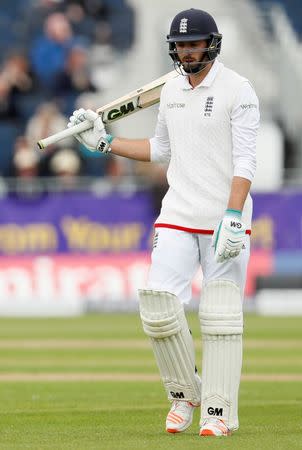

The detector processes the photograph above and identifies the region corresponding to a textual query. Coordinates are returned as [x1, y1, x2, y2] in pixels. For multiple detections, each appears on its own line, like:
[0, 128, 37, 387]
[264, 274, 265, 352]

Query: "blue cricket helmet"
[167, 8, 222, 73]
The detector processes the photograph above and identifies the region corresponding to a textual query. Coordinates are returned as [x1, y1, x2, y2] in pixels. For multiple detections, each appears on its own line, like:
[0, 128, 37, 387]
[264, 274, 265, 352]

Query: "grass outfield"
[0, 314, 301, 449]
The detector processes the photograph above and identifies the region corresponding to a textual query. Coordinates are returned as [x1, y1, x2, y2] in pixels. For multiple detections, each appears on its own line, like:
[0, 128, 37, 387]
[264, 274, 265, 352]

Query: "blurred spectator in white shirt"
[25, 101, 72, 151]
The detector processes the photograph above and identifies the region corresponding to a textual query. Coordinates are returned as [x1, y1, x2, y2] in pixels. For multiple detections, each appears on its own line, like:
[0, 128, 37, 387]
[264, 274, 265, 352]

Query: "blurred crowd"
[2, 0, 298, 201]
[254, 0, 302, 39]
[0, 0, 136, 182]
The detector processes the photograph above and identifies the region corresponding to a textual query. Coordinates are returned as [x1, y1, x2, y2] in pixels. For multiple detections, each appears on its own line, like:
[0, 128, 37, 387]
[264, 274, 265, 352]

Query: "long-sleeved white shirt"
[149, 60, 260, 232]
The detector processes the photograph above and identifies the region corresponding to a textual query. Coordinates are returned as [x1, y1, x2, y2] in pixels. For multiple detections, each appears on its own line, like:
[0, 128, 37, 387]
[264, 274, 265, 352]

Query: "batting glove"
[67, 108, 113, 153]
[212, 209, 246, 263]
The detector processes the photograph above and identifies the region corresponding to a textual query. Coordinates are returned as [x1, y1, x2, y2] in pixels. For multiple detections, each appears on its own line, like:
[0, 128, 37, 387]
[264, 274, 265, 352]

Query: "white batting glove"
[212, 209, 246, 263]
[67, 108, 113, 153]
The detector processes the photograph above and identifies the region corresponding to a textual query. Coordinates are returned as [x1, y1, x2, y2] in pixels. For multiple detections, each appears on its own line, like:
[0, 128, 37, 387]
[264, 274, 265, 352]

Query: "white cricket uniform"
[150, 59, 259, 232]
[147, 60, 260, 302]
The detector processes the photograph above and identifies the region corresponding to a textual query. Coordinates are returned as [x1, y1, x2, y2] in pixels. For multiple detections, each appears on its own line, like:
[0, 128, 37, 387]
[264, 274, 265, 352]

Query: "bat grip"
[37, 119, 93, 149]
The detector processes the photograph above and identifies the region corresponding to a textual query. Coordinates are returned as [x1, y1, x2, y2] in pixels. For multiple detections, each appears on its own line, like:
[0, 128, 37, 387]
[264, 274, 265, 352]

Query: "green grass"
[0, 314, 301, 449]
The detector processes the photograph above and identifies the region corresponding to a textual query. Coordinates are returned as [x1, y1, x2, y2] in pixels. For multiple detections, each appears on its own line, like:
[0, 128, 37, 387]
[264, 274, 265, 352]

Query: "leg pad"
[139, 289, 201, 404]
[199, 280, 243, 430]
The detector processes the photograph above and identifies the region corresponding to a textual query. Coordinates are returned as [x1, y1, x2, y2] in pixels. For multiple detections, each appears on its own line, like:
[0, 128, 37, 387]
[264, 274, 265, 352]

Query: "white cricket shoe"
[166, 401, 197, 433]
[199, 418, 231, 436]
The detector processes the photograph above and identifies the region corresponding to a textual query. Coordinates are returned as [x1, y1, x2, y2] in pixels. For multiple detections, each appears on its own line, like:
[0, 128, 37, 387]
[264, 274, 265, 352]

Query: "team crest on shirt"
[204, 96, 214, 117]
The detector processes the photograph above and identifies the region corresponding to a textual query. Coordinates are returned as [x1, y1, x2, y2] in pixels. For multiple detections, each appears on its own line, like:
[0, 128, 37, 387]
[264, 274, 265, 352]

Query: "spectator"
[50, 147, 81, 174]
[11, 136, 40, 178]
[65, 2, 96, 43]
[21, 0, 64, 47]
[49, 147, 83, 189]
[1, 52, 35, 95]
[0, 75, 18, 121]
[53, 42, 97, 114]
[30, 12, 74, 91]
[72, 0, 107, 20]
[3, 51, 40, 96]
[0, 0, 136, 178]
[0, 51, 42, 129]
[67, 0, 135, 51]
[25, 101, 72, 151]
[62, 43, 93, 92]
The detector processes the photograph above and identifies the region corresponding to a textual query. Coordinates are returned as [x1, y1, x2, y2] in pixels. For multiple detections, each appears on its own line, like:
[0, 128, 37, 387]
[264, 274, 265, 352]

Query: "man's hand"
[67, 108, 113, 153]
[212, 209, 246, 263]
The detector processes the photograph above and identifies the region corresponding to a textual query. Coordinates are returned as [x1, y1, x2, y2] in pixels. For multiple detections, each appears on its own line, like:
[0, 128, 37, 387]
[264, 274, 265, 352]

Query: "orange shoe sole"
[166, 428, 180, 434]
[200, 429, 215, 436]
[200, 429, 231, 437]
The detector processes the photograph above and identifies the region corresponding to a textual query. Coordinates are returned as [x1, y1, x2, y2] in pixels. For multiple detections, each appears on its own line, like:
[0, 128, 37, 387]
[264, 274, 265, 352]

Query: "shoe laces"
[171, 401, 192, 414]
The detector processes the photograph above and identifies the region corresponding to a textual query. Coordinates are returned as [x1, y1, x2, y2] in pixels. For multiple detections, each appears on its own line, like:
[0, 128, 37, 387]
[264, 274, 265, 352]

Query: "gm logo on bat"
[106, 102, 136, 121]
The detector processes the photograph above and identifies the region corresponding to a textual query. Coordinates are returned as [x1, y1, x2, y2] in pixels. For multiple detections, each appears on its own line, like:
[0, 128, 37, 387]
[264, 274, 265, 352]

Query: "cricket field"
[0, 313, 301, 449]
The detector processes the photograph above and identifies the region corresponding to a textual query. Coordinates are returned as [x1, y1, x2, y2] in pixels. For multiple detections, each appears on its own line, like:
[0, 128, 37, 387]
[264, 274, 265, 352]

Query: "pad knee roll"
[199, 279, 243, 335]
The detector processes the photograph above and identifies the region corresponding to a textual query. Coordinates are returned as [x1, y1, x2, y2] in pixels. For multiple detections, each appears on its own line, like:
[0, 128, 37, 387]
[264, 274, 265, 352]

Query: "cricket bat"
[37, 70, 178, 150]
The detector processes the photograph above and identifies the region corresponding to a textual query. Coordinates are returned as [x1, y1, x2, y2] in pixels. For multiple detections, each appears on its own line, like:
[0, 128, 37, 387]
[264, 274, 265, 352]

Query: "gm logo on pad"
[208, 407, 223, 416]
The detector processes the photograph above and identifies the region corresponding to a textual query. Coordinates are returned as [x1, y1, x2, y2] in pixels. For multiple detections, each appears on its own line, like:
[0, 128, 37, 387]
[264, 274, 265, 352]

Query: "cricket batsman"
[68, 8, 260, 437]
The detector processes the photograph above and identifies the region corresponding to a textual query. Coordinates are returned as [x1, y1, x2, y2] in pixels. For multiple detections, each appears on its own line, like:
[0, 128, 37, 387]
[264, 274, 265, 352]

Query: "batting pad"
[139, 289, 201, 405]
[199, 280, 243, 430]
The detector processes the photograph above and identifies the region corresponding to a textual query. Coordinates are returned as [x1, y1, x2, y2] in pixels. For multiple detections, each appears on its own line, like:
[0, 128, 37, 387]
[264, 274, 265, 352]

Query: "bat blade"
[37, 70, 178, 150]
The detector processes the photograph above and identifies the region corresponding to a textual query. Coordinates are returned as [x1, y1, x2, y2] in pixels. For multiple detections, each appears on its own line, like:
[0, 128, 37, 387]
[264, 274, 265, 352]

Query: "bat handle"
[37, 119, 93, 150]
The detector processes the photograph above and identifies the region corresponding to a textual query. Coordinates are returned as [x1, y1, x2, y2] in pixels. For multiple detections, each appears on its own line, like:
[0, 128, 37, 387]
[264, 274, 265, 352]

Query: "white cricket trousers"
[146, 228, 250, 302]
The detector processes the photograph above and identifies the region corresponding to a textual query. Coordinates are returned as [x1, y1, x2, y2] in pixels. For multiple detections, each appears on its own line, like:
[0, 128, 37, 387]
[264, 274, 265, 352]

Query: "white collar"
[179, 59, 223, 90]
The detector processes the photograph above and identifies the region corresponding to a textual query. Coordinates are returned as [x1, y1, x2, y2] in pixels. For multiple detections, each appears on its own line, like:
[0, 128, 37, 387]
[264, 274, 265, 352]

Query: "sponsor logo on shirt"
[204, 96, 214, 117]
[240, 103, 257, 110]
[167, 102, 185, 109]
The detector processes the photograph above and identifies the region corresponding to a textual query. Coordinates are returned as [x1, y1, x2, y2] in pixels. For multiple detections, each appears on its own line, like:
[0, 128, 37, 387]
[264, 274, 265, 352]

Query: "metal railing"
[0, 175, 151, 198]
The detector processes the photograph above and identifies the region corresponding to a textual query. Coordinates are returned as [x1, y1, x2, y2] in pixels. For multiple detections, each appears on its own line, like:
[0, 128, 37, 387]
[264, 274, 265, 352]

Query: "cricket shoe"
[199, 418, 231, 436]
[166, 401, 197, 433]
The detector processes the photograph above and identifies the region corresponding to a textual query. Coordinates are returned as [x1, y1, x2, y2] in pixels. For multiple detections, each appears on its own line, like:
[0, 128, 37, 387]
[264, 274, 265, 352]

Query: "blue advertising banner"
[0, 191, 155, 255]
[0, 190, 301, 255]
[251, 190, 302, 250]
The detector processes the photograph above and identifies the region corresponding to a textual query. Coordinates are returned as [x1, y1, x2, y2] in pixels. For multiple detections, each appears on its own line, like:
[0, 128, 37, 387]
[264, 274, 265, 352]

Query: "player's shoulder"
[220, 66, 251, 86]
[220, 65, 259, 108]
[159, 73, 184, 103]
[163, 73, 183, 91]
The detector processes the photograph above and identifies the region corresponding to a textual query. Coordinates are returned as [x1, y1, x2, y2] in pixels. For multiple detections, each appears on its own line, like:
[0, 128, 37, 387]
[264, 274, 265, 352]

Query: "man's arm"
[212, 82, 259, 263]
[110, 138, 151, 161]
[227, 80, 260, 213]
[231, 81, 259, 186]
[227, 176, 251, 212]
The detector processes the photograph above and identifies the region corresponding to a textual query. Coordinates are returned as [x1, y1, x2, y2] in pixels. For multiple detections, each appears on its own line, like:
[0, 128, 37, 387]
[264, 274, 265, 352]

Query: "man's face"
[175, 40, 207, 72]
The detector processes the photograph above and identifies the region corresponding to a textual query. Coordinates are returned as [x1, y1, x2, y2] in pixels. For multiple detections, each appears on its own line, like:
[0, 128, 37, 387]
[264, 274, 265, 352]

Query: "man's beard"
[180, 58, 210, 74]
